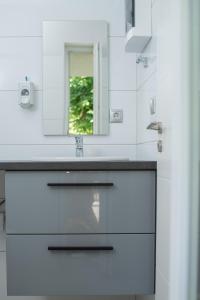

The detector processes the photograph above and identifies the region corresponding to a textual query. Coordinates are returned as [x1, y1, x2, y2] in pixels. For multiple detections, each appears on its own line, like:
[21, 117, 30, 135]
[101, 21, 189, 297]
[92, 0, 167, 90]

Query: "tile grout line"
[0, 144, 138, 146]
[136, 69, 157, 92]
[157, 175, 171, 181]
[0, 35, 126, 38]
[157, 266, 170, 287]
[136, 141, 157, 145]
[136, 61, 138, 158]
[0, 89, 137, 92]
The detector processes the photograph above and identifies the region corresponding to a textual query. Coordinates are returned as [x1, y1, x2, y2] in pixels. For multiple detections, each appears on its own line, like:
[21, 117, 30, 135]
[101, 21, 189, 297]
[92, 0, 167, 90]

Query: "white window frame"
[64, 43, 100, 135]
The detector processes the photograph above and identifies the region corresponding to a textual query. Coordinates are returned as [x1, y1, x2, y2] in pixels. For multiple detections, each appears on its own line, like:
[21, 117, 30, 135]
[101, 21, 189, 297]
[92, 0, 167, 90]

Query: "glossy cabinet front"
[6, 171, 155, 234]
[7, 234, 155, 295]
[6, 169, 156, 295]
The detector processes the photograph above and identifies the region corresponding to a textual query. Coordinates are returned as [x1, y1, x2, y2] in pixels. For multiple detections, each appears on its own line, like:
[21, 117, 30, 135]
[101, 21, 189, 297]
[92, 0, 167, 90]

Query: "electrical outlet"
[110, 109, 123, 123]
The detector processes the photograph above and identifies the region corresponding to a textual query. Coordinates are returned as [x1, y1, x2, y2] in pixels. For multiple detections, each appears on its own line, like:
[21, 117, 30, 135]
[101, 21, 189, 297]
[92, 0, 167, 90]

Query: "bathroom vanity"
[0, 160, 156, 296]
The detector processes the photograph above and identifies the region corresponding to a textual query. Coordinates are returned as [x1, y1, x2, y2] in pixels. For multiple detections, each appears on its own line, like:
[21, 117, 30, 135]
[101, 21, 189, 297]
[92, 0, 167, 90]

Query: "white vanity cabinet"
[3, 162, 156, 296]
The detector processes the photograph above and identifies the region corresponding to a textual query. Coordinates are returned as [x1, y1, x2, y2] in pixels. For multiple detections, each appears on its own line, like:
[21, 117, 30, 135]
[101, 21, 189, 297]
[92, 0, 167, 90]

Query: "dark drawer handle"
[47, 183, 114, 187]
[48, 246, 114, 251]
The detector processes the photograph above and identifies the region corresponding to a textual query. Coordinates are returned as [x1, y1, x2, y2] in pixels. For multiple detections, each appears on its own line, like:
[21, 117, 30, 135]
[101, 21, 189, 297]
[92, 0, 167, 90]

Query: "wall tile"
[0, 91, 46, 145]
[136, 1, 177, 300]
[136, 142, 157, 161]
[110, 38, 136, 91]
[0, 37, 42, 91]
[152, 0, 177, 82]
[155, 268, 170, 300]
[136, 73, 157, 144]
[0, 35, 137, 92]
[136, 0, 157, 91]
[85, 91, 137, 145]
[0, 0, 125, 37]
[136, 53, 156, 91]
[155, 69, 173, 180]
[84, 144, 136, 160]
[137, 0, 175, 180]
[156, 177, 171, 283]
[0, 91, 136, 146]
[0, 145, 136, 161]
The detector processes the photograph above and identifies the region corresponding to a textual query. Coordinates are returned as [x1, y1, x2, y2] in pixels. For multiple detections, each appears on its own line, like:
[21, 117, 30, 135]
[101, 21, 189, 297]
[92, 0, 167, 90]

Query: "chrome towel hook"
[146, 122, 163, 134]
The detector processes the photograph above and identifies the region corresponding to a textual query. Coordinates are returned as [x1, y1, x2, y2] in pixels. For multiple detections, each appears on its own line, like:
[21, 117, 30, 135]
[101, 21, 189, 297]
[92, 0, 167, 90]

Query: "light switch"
[110, 109, 123, 123]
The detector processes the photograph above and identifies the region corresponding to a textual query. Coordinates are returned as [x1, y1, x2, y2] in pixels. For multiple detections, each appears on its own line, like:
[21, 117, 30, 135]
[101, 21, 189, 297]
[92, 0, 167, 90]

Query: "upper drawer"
[5, 171, 156, 234]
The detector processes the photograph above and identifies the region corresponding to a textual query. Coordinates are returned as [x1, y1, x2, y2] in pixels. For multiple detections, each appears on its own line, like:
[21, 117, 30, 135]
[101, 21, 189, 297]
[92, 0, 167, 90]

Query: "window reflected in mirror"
[67, 45, 94, 135]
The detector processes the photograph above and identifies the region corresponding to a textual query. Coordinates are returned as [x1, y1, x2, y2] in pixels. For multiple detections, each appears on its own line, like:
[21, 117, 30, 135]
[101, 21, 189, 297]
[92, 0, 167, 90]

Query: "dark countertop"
[0, 160, 157, 171]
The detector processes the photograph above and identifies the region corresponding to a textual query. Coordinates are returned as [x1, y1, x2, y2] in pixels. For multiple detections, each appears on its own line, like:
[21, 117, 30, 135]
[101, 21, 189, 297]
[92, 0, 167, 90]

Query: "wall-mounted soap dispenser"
[18, 77, 34, 109]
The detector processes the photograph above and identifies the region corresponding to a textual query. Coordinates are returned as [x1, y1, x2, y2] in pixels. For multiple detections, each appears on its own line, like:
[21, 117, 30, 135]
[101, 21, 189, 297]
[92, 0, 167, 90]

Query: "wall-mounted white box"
[125, 0, 152, 53]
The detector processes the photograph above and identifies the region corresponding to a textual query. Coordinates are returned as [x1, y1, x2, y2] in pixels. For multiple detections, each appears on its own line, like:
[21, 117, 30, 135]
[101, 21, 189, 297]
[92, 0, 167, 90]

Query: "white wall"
[0, 0, 137, 160]
[0, 0, 137, 299]
[136, 0, 190, 300]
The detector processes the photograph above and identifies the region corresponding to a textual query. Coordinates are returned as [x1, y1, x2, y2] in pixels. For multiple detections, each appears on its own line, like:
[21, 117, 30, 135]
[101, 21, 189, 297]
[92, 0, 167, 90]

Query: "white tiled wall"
[0, 90, 137, 147]
[0, 0, 137, 299]
[0, 0, 137, 159]
[136, 0, 188, 300]
[136, 73, 157, 145]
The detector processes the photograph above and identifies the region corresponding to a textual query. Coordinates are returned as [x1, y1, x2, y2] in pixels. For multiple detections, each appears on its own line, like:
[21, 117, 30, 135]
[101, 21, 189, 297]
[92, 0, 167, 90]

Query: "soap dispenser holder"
[18, 77, 34, 109]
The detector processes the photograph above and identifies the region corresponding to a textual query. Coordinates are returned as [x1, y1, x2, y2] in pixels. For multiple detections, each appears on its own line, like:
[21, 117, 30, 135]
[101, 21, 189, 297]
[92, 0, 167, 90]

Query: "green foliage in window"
[69, 76, 93, 135]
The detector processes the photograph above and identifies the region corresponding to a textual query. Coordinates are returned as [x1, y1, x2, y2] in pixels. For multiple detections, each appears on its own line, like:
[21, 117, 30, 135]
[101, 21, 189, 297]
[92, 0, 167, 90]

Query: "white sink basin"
[32, 156, 130, 162]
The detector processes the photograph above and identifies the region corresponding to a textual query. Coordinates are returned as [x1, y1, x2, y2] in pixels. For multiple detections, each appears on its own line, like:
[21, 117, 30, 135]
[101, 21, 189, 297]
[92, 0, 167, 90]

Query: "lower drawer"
[7, 234, 155, 296]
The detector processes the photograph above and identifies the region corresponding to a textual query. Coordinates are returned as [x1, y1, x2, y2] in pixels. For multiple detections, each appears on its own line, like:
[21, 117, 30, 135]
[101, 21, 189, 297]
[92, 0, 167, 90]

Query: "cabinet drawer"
[6, 171, 156, 234]
[7, 234, 155, 295]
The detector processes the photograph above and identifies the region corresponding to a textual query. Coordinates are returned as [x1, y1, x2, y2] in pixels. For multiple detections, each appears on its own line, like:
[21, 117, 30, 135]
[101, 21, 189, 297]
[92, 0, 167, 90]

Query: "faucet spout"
[75, 136, 84, 157]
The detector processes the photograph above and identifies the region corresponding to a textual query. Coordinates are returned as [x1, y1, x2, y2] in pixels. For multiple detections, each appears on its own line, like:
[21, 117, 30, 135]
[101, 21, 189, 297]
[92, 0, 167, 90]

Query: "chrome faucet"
[75, 136, 83, 157]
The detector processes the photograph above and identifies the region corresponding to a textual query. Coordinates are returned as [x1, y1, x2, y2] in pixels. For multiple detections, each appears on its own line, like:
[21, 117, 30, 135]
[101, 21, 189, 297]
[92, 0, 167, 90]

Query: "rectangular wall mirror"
[43, 20, 109, 136]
